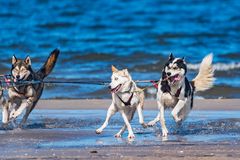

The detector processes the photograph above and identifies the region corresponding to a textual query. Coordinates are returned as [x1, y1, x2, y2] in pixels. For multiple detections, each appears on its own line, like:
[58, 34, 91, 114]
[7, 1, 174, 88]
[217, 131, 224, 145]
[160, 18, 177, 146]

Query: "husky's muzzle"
[13, 75, 26, 83]
[110, 84, 122, 93]
[168, 74, 181, 84]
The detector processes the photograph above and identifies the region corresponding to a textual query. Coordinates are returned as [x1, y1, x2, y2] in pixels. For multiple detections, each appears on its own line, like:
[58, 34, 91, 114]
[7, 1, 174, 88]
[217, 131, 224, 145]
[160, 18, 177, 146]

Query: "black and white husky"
[148, 53, 214, 137]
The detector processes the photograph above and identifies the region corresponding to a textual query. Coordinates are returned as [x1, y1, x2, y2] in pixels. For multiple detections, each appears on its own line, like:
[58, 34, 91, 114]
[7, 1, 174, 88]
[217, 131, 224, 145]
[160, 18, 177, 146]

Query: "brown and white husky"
[1, 49, 60, 127]
[96, 66, 147, 139]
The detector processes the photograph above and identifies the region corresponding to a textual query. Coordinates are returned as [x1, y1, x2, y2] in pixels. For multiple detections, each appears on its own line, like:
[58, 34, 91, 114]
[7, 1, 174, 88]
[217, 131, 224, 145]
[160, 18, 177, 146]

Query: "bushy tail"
[37, 49, 60, 79]
[192, 53, 215, 92]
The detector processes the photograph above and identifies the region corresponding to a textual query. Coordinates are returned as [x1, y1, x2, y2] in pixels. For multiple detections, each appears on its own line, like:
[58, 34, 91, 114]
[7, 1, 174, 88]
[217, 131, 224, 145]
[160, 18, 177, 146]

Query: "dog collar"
[121, 81, 134, 93]
[174, 87, 182, 97]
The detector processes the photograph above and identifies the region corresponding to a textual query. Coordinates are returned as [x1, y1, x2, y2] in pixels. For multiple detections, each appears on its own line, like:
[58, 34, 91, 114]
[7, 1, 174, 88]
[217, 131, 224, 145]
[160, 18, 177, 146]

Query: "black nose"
[108, 85, 111, 89]
[167, 72, 171, 76]
[16, 75, 20, 79]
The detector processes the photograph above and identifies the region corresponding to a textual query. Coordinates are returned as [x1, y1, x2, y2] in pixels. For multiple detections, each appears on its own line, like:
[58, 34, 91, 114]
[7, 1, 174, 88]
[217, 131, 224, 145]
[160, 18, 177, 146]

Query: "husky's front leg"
[10, 98, 33, 120]
[171, 98, 187, 123]
[19, 106, 32, 127]
[7, 102, 17, 127]
[159, 102, 168, 137]
[120, 110, 135, 139]
[2, 104, 9, 124]
[147, 99, 168, 136]
[10, 87, 36, 121]
[0, 89, 9, 124]
[96, 103, 116, 134]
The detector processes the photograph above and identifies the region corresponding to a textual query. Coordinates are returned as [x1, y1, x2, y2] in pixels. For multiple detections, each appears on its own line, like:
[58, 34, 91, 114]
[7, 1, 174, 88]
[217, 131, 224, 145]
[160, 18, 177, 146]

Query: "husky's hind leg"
[120, 110, 135, 139]
[137, 104, 147, 128]
[177, 100, 191, 124]
[115, 125, 126, 138]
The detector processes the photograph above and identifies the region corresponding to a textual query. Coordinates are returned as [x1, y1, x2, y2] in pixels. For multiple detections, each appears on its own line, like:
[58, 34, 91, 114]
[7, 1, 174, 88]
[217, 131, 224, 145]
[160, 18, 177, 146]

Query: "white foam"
[188, 62, 240, 71]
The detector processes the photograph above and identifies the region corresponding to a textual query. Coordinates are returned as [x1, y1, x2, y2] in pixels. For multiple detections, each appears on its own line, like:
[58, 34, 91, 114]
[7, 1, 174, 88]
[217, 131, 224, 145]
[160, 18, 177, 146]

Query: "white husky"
[96, 66, 147, 139]
[148, 53, 214, 137]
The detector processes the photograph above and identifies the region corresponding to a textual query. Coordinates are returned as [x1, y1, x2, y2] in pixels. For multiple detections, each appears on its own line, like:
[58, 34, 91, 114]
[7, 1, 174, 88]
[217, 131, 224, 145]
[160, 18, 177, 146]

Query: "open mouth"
[111, 84, 122, 93]
[168, 74, 181, 84]
[14, 76, 26, 82]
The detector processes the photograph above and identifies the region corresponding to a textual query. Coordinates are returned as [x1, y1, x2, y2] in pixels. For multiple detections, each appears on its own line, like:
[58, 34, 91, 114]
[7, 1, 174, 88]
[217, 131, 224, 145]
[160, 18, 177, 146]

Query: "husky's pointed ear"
[123, 69, 129, 76]
[24, 56, 31, 66]
[169, 53, 174, 61]
[111, 65, 118, 72]
[12, 55, 17, 64]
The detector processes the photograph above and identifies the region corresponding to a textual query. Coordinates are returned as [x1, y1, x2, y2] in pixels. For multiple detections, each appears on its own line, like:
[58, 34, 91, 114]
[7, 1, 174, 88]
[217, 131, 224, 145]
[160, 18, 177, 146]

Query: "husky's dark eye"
[173, 67, 178, 70]
[115, 77, 118, 81]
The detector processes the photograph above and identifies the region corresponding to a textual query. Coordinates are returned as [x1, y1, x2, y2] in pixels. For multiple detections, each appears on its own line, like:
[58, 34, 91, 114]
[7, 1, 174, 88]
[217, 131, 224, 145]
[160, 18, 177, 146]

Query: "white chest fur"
[159, 92, 178, 108]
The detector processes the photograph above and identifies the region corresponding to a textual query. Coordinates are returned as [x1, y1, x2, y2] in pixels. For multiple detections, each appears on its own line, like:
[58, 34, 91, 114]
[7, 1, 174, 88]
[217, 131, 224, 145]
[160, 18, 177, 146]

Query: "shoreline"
[1, 99, 240, 159]
[36, 99, 240, 110]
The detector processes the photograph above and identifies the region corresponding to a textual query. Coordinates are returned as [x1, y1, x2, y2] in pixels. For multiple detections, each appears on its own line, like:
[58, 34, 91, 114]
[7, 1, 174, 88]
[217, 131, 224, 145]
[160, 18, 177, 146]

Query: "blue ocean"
[0, 0, 239, 99]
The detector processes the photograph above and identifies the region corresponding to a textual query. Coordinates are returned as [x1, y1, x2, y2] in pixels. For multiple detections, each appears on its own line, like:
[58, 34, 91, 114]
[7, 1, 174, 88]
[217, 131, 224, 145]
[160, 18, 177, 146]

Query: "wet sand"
[36, 99, 240, 110]
[0, 99, 240, 160]
[2, 141, 240, 159]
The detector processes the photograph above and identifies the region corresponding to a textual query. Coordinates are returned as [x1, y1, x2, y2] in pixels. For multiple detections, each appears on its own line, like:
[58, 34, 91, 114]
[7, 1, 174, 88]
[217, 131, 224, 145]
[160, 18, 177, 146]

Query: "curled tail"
[37, 49, 60, 79]
[192, 53, 215, 92]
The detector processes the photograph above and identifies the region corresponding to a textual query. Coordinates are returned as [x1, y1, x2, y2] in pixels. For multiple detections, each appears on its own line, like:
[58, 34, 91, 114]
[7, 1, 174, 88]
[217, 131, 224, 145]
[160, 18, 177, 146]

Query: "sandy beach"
[1, 0, 239, 159]
[0, 99, 240, 159]
[36, 99, 240, 110]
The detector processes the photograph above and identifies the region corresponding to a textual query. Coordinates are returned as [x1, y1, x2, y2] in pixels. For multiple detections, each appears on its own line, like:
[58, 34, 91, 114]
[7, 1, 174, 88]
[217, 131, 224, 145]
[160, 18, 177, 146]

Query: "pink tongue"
[174, 76, 180, 81]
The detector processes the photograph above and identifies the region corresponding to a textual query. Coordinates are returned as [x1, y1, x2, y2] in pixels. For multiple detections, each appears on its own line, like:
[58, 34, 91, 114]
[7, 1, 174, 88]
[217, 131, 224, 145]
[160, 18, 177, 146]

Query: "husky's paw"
[141, 123, 148, 128]
[174, 117, 182, 123]
[128, 133, 135, 139]
[95, 128, 103, 134]
[162, 128, 168, 137]
[172, 113, 182, 123]
[114, 133, 122, 138]
[9, 111, 18, 120]
[147, 120, 156, 127]
[18, 123, 24, 129]
[12, 127, 23, 133]
[1, 123, 8, 129]
[176, 120, 183, 128]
